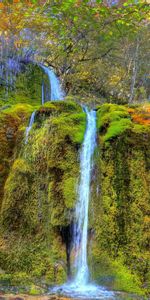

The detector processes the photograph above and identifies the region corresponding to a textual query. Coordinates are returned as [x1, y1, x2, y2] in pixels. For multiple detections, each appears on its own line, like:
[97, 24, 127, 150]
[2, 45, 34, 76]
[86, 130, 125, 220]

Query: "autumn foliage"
[128, 105, 150, 125]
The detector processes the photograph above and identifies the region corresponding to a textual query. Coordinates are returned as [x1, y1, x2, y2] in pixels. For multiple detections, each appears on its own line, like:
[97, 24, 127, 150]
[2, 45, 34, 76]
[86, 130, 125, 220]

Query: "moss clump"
[97, 104, 132, 142]
[50, 112, 86, 145]
[103, 118, 132, 142]
[97, 103, 150, 144]
[42, 99, 81, 113]
[97, 103, 129, 128]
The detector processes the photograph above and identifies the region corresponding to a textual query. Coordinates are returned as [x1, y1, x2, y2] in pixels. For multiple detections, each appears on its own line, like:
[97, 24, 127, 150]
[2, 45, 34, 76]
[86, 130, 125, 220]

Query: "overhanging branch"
[79, 48, 114, 63]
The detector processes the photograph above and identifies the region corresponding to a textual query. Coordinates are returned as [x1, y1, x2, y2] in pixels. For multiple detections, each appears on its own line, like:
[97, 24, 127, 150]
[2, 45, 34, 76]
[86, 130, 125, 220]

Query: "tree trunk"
[129, 37, 140, 104]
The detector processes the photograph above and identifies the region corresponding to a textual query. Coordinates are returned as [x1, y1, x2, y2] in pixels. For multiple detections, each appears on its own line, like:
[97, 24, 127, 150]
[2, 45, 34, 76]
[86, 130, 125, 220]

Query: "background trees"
[0, 0, 149, 103]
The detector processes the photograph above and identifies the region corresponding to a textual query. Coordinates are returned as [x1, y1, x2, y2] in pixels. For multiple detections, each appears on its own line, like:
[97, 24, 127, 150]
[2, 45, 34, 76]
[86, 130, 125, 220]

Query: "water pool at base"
[0, 292, 143, 300]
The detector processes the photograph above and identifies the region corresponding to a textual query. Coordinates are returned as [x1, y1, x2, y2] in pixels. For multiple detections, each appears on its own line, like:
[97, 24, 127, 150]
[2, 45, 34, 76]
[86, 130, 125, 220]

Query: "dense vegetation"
[0, 0, 149, 105]
[0, 0, 150, 299]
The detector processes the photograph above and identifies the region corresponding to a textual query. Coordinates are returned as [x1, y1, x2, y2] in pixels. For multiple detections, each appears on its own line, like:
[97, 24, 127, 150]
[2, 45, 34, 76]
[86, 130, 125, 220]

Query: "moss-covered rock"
[0, 101, 150, 297]
[0, 104, 33, 209]
[0, 100, 86, 286]
[89, 103, 150, 296]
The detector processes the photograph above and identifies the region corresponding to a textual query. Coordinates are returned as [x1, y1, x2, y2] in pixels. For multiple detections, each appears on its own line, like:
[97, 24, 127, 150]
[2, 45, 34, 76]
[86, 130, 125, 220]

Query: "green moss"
[0, 63, 43, 107]
[50, 112, 86, 145]
[10, 272, 32, 286]
[89, 251, 144, 295]
[39, 100, 82, 115]
[132, 123, 150, 134]
[29, 284, 44, 295]
[55, 264, 67, 285]
[63, 176, 77, 208]
[97, 103, 150, 144]
[0, 273, 12, 286]
[112, 259, 143, 295]
[103, 118, 132, 142]
[97, 103, 129, 129]
[97, 104, 133, 143]
[1, 158, 33, 231]
[3, 103, 36, 118]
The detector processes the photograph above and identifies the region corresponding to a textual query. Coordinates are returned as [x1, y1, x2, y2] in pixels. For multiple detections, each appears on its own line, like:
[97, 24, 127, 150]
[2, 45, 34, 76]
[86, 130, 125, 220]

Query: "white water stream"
[73, 107, 97, 286]
[25, 110, 36, 144]
[41, 65, 64, 101]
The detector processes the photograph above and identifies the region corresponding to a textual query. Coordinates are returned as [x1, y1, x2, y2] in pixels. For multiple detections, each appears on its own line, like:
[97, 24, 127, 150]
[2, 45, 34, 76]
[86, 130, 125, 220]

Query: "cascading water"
[25, 110, 36, 144]
[41, 65, 64, 101]
[73, 107, 97, 287]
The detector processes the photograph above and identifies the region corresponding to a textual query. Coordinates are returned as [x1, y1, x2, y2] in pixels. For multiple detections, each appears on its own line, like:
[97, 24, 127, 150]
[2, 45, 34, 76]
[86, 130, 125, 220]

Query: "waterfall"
[73, 107, 97, 287]
[41, 65, 64, 101]
[50, 108, 114, 298]
[68, 108, 114, 298]
[25, 65, 64, 143]
[25, 111, 36, 144]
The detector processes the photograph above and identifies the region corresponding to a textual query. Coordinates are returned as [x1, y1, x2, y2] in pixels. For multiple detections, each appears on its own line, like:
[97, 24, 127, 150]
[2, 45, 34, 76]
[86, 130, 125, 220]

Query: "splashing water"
[41, 65, 64, 101]
[25, 110, 36, 144]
